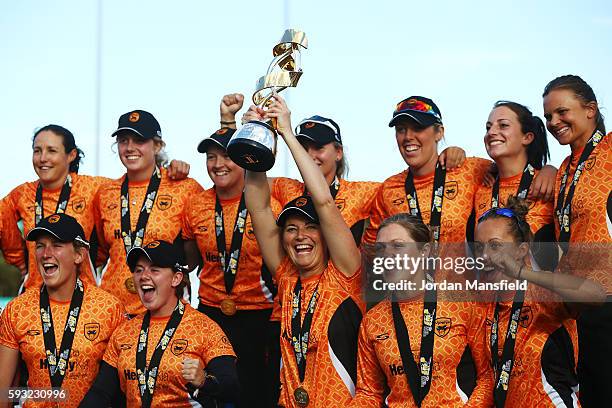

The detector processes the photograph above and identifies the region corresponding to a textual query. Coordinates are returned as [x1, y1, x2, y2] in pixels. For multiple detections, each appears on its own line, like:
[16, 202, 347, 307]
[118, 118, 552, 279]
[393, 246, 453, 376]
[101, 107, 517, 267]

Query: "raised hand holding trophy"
[226, 29, 308, 171]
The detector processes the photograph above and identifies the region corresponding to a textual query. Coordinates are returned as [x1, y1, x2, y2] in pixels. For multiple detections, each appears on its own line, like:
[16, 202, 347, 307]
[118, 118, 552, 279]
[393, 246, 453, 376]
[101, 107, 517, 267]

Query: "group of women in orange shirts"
[0, 73, 609, 407]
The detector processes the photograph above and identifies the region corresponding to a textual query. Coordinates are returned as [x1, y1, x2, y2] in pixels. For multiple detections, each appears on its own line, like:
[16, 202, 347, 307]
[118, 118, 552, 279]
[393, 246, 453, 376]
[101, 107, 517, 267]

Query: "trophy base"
[227, 120, 277, 172]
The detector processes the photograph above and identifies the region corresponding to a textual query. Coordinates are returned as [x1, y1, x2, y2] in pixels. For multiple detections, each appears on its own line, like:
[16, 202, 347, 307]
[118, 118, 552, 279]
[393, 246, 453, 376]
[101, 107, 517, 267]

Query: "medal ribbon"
[491, 163, 535, 208]
[404, 164, 447, 244]
[214, 193, 248, 294]
[391, 273, 438, 407]
[39, 277, 84, 388]
[120, 168, 162, 254]
[35, 174, 73, 225]
[556, 130, 605, 249]
[136, 300, 185, 408]
[490, 288, 526, 408]
[291, 278, 321, 382]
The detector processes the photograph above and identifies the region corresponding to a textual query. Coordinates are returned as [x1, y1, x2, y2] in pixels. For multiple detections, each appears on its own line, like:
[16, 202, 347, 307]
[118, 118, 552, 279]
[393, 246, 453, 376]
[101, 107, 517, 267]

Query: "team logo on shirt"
[335, 198, 346, 211]
[156, 195, 173, 210]
[519, 306, 532, 328]
[374, 332, 390, 341]
[197, 225, 208, 233]
[84, 322, 100, 341]
[26, 329, 41, 336]
[72, 198, 86, 213]
[585, 155, 597, 171]
[216, 128, 229, 135]
[171, 339, 188, 356]
[434, 317, 452, 338]
[444, 181, 458, 200]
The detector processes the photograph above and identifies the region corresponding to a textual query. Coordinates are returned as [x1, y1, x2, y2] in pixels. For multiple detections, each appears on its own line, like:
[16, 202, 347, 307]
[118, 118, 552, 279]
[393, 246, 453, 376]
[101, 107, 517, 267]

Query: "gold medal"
[220, 299, 237, 316]
[294, 386, 309, 407]
[125, 277, 137, 294]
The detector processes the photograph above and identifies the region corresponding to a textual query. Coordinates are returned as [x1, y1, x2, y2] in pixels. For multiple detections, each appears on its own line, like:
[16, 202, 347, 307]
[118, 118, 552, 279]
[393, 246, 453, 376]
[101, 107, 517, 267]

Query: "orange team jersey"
[277, 258, 364, 407]
[94, 169, 203, 315]
[484, 286, 579, 407]
[349, 300, 492, 408]
[103, 302, 235, 407]
[181, 188, 282, 310]
[272, 177, 381, 245]
[365, 157, 492, 244]
[554, 133, 612, 293]
[0, 282, 124, 408]
[1, 173, 109, 289]
[475, 170, 554, 235]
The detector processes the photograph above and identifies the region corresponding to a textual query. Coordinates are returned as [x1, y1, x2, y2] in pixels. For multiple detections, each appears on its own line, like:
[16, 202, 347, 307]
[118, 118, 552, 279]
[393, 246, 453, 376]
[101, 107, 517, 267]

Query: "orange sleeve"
[363, 184, 386, 244]
[349, 316, 386, 407]
[198, 317, 236, 365]
[0, 300, 19, 350]
[181, 199, 195, 240]
[0, 190, 26, 269]
[102, 323, 123, 368]
[464, 302, 494, 408]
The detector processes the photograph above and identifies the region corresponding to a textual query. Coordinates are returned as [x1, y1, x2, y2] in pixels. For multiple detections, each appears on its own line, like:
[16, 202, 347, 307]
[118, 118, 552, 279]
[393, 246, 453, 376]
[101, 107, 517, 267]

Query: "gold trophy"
[227, 29, 308, 171]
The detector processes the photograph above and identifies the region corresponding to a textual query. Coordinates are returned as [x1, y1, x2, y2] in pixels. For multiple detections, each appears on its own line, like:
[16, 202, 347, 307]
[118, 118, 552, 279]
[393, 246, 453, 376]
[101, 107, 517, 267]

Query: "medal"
[125, 277, 137, 294]
[220, 299, 237, 316]
[294, 386, 309, 407]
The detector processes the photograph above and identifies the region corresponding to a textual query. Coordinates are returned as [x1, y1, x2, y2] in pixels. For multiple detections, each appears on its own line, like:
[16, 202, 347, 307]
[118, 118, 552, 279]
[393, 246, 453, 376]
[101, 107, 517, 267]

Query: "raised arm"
[264, 94, 361, 277]
[491, 247, 606, 307]
[244, 169, 284, 275]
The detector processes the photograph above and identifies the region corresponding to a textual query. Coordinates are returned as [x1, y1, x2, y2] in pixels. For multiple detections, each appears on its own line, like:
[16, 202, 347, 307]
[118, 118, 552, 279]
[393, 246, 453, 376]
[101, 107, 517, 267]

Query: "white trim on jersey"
[541, 367, 579, 408]
[328, 340, 356, 397]
[456, 379, 469, 403]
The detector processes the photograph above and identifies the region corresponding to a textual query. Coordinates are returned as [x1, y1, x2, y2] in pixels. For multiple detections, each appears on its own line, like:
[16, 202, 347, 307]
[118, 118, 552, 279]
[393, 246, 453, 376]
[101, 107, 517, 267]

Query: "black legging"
[198, 304, 273, 408]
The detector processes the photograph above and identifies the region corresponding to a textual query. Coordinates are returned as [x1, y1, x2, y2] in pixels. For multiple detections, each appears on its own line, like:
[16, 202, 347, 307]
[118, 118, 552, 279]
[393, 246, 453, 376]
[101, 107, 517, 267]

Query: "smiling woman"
[0, 213, 124, 408]
[93, 109, 203, 316]
[1, 125, 109, 291]
[80, 240, 240, 407]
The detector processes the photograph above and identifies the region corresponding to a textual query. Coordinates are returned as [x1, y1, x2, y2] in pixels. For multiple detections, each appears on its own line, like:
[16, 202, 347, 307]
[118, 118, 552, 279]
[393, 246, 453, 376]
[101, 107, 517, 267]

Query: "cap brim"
[388, 112, 438, 128]
[26, 227, 62, 242]
[111, 127, 150, 139]
[126, 246, 152, 271]
[197, 137, 226, 153]
[276, 207, 318, 226]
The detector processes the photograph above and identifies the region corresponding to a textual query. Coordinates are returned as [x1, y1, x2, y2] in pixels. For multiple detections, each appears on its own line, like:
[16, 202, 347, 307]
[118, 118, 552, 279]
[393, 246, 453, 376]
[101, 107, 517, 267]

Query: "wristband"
[220, 120, 236, 125]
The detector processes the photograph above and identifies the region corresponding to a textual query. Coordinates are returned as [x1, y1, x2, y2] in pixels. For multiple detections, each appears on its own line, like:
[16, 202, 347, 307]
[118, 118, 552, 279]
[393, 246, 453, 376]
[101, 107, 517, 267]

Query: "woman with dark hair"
[350, 213, 492, 407]
[94, 110, 202, 316]
[80, 240, 240, 407]
[0, 124, 190, 293]
[0, 213, 124, 408]
[180, 95, 282, 407]
[475, 196, 605, 407]
[475, 100, 557, 271]
[244, 94, 364, 407]
[542, 74, 612, 407]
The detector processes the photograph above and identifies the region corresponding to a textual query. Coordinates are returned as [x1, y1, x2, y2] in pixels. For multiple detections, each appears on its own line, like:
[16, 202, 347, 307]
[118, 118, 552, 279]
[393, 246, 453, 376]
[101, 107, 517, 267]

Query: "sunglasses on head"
[477, 208, 530, 235]
[395, 99, 441, 120]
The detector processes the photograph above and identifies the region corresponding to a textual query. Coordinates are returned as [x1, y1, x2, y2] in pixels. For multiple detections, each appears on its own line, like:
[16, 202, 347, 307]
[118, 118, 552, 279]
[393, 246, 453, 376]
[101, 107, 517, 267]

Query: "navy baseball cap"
[112, 110, 162, 140]
[126, 240, 188, 272]
[197, 127, 237, 153]
[277, 195, 319, 226]
[388, 96, 443, 127]
[26, 213, 89, 248]
[295, 115, 342, 146]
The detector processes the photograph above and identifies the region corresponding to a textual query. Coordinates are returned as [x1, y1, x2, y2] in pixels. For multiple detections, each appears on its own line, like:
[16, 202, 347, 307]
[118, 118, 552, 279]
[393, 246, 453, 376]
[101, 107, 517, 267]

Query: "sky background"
[1, 0, 611, 196]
